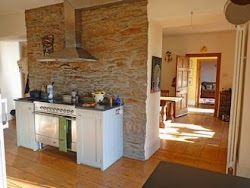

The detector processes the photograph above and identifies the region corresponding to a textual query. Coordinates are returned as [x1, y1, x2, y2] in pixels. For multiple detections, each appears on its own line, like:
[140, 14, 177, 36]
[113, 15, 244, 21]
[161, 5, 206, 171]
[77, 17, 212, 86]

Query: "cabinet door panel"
[77, 110, 102, 168]
[16, 102, 38, 150]
[82, 117, 98, 163]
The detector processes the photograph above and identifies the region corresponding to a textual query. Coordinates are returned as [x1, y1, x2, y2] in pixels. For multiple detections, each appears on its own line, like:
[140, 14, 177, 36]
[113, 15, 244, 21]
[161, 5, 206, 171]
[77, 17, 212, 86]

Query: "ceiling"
[148, 0, 234, 35]
[0, 0, 63, 15]
[163, 21, 235, 36]
[0, 0, 124, 16]
[0, 0, 235, 37]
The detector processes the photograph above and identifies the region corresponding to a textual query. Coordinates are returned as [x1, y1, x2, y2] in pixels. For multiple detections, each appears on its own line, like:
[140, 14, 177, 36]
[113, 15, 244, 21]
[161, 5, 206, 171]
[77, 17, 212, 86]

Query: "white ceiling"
[148, 0, 234, 35]
[0, 0, 63, 15]
[0, 0, 124, 16]
[0, 0, 235, 37]
[163, 23, 235, 36]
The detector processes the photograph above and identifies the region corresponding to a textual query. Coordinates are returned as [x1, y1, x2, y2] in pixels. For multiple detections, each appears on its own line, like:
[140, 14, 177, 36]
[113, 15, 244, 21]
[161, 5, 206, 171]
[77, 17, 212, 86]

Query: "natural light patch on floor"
[8, 177, 56, 188]
[188, 107, 214, 114]
[159, 122, 215, 143]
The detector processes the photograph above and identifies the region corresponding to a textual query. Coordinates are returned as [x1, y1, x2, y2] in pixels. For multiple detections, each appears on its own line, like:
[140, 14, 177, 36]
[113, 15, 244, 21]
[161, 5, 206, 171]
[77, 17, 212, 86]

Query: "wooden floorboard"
[4, 113, 228, 187]
[158, 113, 229, 173]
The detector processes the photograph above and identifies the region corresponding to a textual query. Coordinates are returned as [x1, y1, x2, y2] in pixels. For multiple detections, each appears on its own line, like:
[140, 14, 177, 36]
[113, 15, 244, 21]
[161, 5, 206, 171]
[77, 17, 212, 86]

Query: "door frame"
[186, 53, 221, 117]
[196, 58, 219, 106]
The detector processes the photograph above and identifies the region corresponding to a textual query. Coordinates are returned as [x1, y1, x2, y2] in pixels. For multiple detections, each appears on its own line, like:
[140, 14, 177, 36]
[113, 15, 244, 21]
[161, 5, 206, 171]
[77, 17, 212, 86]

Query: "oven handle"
[65, 117, 76, 121]
[33, 111, 58, 118]
[33, 112, 76, 120]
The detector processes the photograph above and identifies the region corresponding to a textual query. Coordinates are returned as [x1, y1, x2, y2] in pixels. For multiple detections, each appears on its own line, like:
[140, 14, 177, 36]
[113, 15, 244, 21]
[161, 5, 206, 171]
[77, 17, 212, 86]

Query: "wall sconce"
[165, 51, 173, 63]
[200, 46, 208, 53]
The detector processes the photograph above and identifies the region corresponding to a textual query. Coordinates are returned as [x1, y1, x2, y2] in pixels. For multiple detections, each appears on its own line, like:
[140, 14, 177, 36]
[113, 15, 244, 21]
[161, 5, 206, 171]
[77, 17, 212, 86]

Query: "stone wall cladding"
[26, 0, 148, 160]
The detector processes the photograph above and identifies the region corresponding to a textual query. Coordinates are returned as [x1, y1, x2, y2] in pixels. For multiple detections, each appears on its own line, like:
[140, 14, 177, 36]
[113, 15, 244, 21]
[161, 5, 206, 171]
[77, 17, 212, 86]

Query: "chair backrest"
[161, 90, 169, 97]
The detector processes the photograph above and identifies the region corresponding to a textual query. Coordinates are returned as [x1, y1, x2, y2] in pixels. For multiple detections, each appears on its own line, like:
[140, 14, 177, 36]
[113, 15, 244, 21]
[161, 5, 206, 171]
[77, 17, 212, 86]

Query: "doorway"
[160, 53, 229, 173]
[187, 53, 221, 117]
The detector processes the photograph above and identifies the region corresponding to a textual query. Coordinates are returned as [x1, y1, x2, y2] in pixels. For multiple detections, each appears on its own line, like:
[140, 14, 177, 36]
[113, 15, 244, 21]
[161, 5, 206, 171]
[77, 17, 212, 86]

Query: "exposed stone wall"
[26, 1, 148, 159]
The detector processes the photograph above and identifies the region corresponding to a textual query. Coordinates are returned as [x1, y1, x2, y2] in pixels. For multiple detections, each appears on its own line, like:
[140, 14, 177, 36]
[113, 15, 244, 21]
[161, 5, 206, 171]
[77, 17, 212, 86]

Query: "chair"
[161, 90, 170, 97]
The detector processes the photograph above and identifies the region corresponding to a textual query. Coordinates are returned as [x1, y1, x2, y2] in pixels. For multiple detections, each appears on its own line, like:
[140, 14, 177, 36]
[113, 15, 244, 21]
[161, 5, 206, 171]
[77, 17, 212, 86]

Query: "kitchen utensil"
[92, 91, 105, 103]
[41, 92, 48, 100]
[30, 90, 41, 99]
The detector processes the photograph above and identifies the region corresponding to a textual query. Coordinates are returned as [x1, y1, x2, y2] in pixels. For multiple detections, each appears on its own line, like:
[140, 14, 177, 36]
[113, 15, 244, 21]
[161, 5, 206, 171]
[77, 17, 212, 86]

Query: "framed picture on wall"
[188, 78, 193, 86]
[151, 56, 162, 93]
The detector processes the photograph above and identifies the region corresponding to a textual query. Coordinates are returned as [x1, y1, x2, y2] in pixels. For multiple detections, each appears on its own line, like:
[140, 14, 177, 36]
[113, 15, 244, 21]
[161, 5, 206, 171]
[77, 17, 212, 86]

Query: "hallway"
[157, 114, 229, 173]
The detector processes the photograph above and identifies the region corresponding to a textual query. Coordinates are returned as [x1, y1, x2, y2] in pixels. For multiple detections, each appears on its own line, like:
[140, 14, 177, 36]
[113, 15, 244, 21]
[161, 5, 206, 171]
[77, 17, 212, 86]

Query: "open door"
[0, 124, 7, 188]
[0, 93, 8, 188]
[175, 56, 189, 117]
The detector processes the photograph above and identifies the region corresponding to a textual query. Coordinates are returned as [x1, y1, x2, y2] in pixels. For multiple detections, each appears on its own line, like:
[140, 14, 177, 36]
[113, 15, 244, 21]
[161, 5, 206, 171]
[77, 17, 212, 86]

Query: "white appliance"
[34, 101, 77, 152]
[0, 91, 8, 188]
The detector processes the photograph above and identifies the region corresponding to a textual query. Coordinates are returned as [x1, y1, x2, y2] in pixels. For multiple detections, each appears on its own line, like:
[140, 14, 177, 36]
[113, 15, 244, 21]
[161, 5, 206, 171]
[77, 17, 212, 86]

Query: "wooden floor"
[4, 114, 229, 188]
[160, 113, 229, 173]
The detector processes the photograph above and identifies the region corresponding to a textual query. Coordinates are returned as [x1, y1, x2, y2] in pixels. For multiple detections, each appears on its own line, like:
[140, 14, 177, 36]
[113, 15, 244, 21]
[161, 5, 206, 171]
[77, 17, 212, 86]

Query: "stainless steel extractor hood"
[37, 0, 97, 62]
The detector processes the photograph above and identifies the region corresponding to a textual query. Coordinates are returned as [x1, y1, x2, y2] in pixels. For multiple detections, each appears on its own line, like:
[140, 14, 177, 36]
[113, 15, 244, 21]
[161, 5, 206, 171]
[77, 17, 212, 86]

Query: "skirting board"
[236, 165, 250, 178]
[188, 100, 196, 106]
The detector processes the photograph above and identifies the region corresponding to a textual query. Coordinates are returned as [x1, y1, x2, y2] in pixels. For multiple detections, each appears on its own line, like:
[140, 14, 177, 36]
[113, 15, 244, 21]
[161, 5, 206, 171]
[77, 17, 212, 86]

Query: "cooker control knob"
[67, 110, 70, 113]
[60, 109, 63, 113]
[63, 109, 66, 113]
[71, 110, 74, 114]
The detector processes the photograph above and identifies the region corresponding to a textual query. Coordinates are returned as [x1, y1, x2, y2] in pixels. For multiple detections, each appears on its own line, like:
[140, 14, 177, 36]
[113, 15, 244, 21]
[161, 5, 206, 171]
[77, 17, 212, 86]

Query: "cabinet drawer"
[36, 135, 59, 147]
[77, 110, 102, 119]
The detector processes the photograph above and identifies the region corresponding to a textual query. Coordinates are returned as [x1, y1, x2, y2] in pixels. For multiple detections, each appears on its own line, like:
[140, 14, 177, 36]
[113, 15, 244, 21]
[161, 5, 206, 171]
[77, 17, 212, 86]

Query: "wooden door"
[175, 56, 189, 117]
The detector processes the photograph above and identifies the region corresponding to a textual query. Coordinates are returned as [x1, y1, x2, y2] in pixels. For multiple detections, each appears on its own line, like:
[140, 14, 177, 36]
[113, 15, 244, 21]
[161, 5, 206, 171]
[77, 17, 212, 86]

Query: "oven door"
[35, 112, 59, 147]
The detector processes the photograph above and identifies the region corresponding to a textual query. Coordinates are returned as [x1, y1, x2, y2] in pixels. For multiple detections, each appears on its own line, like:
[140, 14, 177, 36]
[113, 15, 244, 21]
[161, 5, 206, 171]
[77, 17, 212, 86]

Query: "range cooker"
[34, 101, 77, 152]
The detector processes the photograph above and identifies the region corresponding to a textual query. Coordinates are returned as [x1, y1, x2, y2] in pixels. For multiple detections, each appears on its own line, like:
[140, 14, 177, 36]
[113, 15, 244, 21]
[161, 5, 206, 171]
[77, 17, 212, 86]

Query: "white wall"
[162, 31, 236, 96]
[236, 24, 250, 178]
[201, 61, 217, 83]
[0, 42, 22, 119]
[145, 2, 163, 159]
[0, 13, 26, 40]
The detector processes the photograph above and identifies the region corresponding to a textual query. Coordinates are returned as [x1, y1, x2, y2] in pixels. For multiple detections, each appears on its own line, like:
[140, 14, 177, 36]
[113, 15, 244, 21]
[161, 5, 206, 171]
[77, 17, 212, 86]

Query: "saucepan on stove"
[30, 90, 41, 99]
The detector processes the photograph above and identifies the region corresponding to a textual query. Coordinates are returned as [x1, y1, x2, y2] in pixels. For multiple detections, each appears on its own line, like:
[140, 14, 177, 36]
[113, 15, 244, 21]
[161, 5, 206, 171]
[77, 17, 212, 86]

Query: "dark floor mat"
[143, 162, 250, 188]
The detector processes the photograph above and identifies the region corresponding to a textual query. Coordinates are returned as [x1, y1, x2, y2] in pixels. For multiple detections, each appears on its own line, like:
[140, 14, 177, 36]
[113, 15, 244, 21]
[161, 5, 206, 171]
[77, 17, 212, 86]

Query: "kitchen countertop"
[75, 103, 122, 111]
[14, 97, 123, 111]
